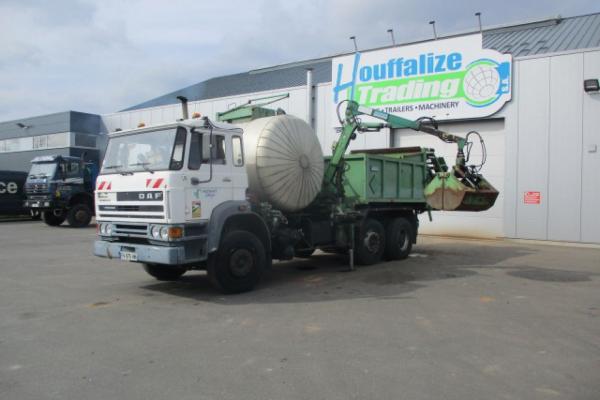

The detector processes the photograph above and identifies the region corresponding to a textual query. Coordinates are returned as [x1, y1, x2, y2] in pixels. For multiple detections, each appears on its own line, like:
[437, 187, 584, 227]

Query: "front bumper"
[24, 199, 57, 210]
[94, 240, 185, 265]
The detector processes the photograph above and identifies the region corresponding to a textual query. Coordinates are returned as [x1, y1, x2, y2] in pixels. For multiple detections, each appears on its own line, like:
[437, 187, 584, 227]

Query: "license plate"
[31, 202, 39, 208]
[120, 251, 138, 261]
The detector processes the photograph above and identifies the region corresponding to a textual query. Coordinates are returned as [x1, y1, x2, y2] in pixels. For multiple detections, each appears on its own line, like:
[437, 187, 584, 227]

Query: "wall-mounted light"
[584, 79, 599, 93]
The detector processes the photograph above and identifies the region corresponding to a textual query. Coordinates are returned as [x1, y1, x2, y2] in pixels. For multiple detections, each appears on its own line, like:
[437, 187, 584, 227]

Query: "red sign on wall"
[524, 191, 541, 204]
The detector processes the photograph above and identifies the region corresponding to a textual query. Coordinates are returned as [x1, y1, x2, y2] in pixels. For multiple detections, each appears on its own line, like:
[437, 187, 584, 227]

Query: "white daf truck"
[94, 102, 497, 293]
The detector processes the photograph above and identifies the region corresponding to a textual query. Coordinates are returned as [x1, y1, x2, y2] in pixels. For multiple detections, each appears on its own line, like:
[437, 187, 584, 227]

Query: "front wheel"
[355, 218, 385, 265]
[385, 218, 413, 260]
[207, 230, 266, 294]
[143, 263, 187, 281]
[67, 203, 92, 227]
[42, 211, 65, 226]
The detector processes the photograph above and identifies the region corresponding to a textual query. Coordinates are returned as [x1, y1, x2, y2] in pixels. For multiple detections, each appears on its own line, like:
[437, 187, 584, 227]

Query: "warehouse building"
[1, 12, 599, 244]
[0, 111, 104, 172]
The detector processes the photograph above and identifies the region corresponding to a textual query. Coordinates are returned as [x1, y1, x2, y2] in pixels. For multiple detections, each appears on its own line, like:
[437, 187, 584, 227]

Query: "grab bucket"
[424, 172, 499, 212]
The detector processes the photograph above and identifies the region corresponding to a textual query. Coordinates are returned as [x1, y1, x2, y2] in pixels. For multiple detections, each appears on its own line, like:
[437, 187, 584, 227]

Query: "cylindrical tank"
[243, 115, 324, 211]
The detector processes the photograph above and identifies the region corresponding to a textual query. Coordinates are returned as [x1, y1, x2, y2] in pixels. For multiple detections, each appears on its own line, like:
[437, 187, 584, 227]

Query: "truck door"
[185, 130, 233, 221]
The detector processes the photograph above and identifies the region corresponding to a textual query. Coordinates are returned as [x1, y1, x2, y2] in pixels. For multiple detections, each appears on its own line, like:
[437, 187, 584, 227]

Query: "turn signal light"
[192, 112, 201, 119]
[138, 122, 146, 128]
[168, 227, 183, 239]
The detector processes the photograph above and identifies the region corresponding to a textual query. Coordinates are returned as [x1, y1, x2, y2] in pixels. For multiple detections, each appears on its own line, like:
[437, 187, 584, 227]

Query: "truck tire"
[42, 211, 65, 226]
[67, 203, 92, 228]
[355, 218, 385, 265]
[207, 230, 266, 294]
[143, 263, 186, 281]
[385, 218, 413, 260]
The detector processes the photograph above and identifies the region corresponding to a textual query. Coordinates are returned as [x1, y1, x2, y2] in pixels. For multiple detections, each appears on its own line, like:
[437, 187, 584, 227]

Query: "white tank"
[243, 115, 324, 211]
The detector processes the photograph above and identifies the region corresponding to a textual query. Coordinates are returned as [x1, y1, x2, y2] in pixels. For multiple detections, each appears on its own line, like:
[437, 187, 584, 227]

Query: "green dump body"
[326, 147, 430, 206]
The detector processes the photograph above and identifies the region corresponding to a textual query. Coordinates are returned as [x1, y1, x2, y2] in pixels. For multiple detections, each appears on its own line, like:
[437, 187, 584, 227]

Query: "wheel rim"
[75, 210, 88, 222]
[229, 248, 254, 277]
[363, 230, 381, 254]
[398, 229, 409, 251]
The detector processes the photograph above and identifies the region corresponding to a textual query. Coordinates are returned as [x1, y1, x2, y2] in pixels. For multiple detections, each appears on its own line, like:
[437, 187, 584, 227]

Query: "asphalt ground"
[1, 220, 599, 400]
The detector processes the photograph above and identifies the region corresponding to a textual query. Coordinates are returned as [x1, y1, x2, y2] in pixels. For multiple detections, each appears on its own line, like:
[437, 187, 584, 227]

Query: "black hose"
[465, 131, 487, 172]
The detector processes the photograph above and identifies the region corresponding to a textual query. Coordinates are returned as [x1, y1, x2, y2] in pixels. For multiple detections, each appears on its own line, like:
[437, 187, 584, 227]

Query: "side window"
[67, 162, 80, 178]
[188, 131, 203, 170]
[232, 136, 244, 167]
[213, 135, 226, 165]
[199, 134, 226, 165]
[169, 127, 187, 170]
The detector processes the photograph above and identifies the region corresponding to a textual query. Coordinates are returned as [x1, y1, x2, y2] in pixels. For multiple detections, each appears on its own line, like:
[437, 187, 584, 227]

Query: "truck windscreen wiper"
[103, 164, 132, 176]
[128, 162, 155, 174]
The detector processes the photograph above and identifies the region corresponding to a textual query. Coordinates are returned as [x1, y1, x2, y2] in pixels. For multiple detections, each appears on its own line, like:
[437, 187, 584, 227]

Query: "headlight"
[160, 226, 169, 240]
[151, 225, 161, 239]
[99, 223, 112, 236]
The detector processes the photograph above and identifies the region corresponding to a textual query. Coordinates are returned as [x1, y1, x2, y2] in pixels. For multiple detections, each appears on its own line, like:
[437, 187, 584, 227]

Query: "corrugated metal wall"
[505, 49, 600, 244]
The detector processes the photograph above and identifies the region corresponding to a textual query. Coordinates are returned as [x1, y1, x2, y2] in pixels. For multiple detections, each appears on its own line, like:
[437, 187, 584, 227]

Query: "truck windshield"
[29, 163, 57, 178]
[101, 128, 184, 174]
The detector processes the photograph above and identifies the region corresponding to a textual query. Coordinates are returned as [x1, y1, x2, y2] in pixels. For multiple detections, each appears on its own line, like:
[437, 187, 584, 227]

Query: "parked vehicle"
[24, 155, 98, 227]
[94, 101, 497, 293]
[0, 170, 39, 218]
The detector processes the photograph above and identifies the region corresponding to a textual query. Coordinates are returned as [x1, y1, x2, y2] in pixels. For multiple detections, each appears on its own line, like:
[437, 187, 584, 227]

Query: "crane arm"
[325, 100, 467, 185]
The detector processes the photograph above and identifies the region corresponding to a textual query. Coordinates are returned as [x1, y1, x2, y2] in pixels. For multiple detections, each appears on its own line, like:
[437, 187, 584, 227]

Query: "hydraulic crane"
[325, 100, 499, 212]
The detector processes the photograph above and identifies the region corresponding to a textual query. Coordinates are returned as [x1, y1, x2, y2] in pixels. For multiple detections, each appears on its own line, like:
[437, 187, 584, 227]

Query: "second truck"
[94, 100, 498, 293]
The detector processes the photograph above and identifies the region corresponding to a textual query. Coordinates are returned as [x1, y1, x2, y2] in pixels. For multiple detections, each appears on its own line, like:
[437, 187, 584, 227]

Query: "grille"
[98, 205, 163, 212]
[26, 184, 48, 194]
[113, 223, 148, 238]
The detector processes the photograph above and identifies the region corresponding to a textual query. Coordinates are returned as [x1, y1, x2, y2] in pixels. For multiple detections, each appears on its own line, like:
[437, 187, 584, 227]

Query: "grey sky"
[0, 0, 598, 121]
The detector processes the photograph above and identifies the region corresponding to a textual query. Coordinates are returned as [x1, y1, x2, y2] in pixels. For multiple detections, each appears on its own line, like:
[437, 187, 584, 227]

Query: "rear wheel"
[207, 230, 266, 294]
[42, 211, 65, 226]
[355, 218, 385, 265]
[143, 263, 186, 281]
[385, 218, 413, 260]
[67, 203, 92, 227]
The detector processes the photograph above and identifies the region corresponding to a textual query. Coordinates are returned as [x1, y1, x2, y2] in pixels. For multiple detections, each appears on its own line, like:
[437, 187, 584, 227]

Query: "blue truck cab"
[24, 155, 98, 227]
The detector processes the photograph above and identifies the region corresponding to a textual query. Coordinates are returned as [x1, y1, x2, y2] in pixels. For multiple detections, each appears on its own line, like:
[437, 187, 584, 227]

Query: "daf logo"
[139, 192, 163, 200]
[0, 181, 18, 194]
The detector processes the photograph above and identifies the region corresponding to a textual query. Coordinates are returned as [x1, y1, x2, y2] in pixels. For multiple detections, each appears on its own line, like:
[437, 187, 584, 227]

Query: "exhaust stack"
[177, 96, 189, 120]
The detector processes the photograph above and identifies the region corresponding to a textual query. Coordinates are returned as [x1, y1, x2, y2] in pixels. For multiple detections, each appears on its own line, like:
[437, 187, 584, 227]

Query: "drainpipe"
[177, 96, 189, 120]
[306, 68, 314, 129]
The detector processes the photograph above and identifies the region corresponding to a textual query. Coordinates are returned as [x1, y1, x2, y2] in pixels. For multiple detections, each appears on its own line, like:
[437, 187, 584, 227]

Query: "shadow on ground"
[138, 242, 594, 305]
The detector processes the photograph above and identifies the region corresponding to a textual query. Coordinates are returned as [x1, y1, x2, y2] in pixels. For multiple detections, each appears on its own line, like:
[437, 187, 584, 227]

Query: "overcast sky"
[0, 0, 598, 121]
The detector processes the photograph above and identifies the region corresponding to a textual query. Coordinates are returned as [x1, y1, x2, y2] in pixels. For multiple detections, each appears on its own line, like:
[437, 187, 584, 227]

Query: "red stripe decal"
[152, 178, 164, 189]
[98, 181, 105, 190]
[146, 179, 152, 188]
[107, 182, 112, 190]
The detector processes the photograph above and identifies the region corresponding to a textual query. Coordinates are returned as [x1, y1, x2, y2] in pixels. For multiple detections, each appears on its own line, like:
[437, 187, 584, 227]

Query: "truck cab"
[24, 155, 97, 227]
[94, 117, 258, 281]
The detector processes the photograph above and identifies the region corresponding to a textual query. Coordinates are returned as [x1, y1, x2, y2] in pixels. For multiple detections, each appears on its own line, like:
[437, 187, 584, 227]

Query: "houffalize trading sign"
[332, 34, 512, 120]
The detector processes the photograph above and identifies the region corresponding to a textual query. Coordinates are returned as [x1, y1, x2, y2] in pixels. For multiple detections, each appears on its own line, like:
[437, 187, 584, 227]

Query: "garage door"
[392, 119, 505, 238]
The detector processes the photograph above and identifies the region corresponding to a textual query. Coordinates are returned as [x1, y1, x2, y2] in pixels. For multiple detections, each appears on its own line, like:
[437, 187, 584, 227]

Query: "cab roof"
[31, 155, 82, 163]
[107, 117, 242, 138]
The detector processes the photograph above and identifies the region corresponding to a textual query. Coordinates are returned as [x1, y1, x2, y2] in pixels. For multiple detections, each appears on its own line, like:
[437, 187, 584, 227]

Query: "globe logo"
[463, 60, 501, 107]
